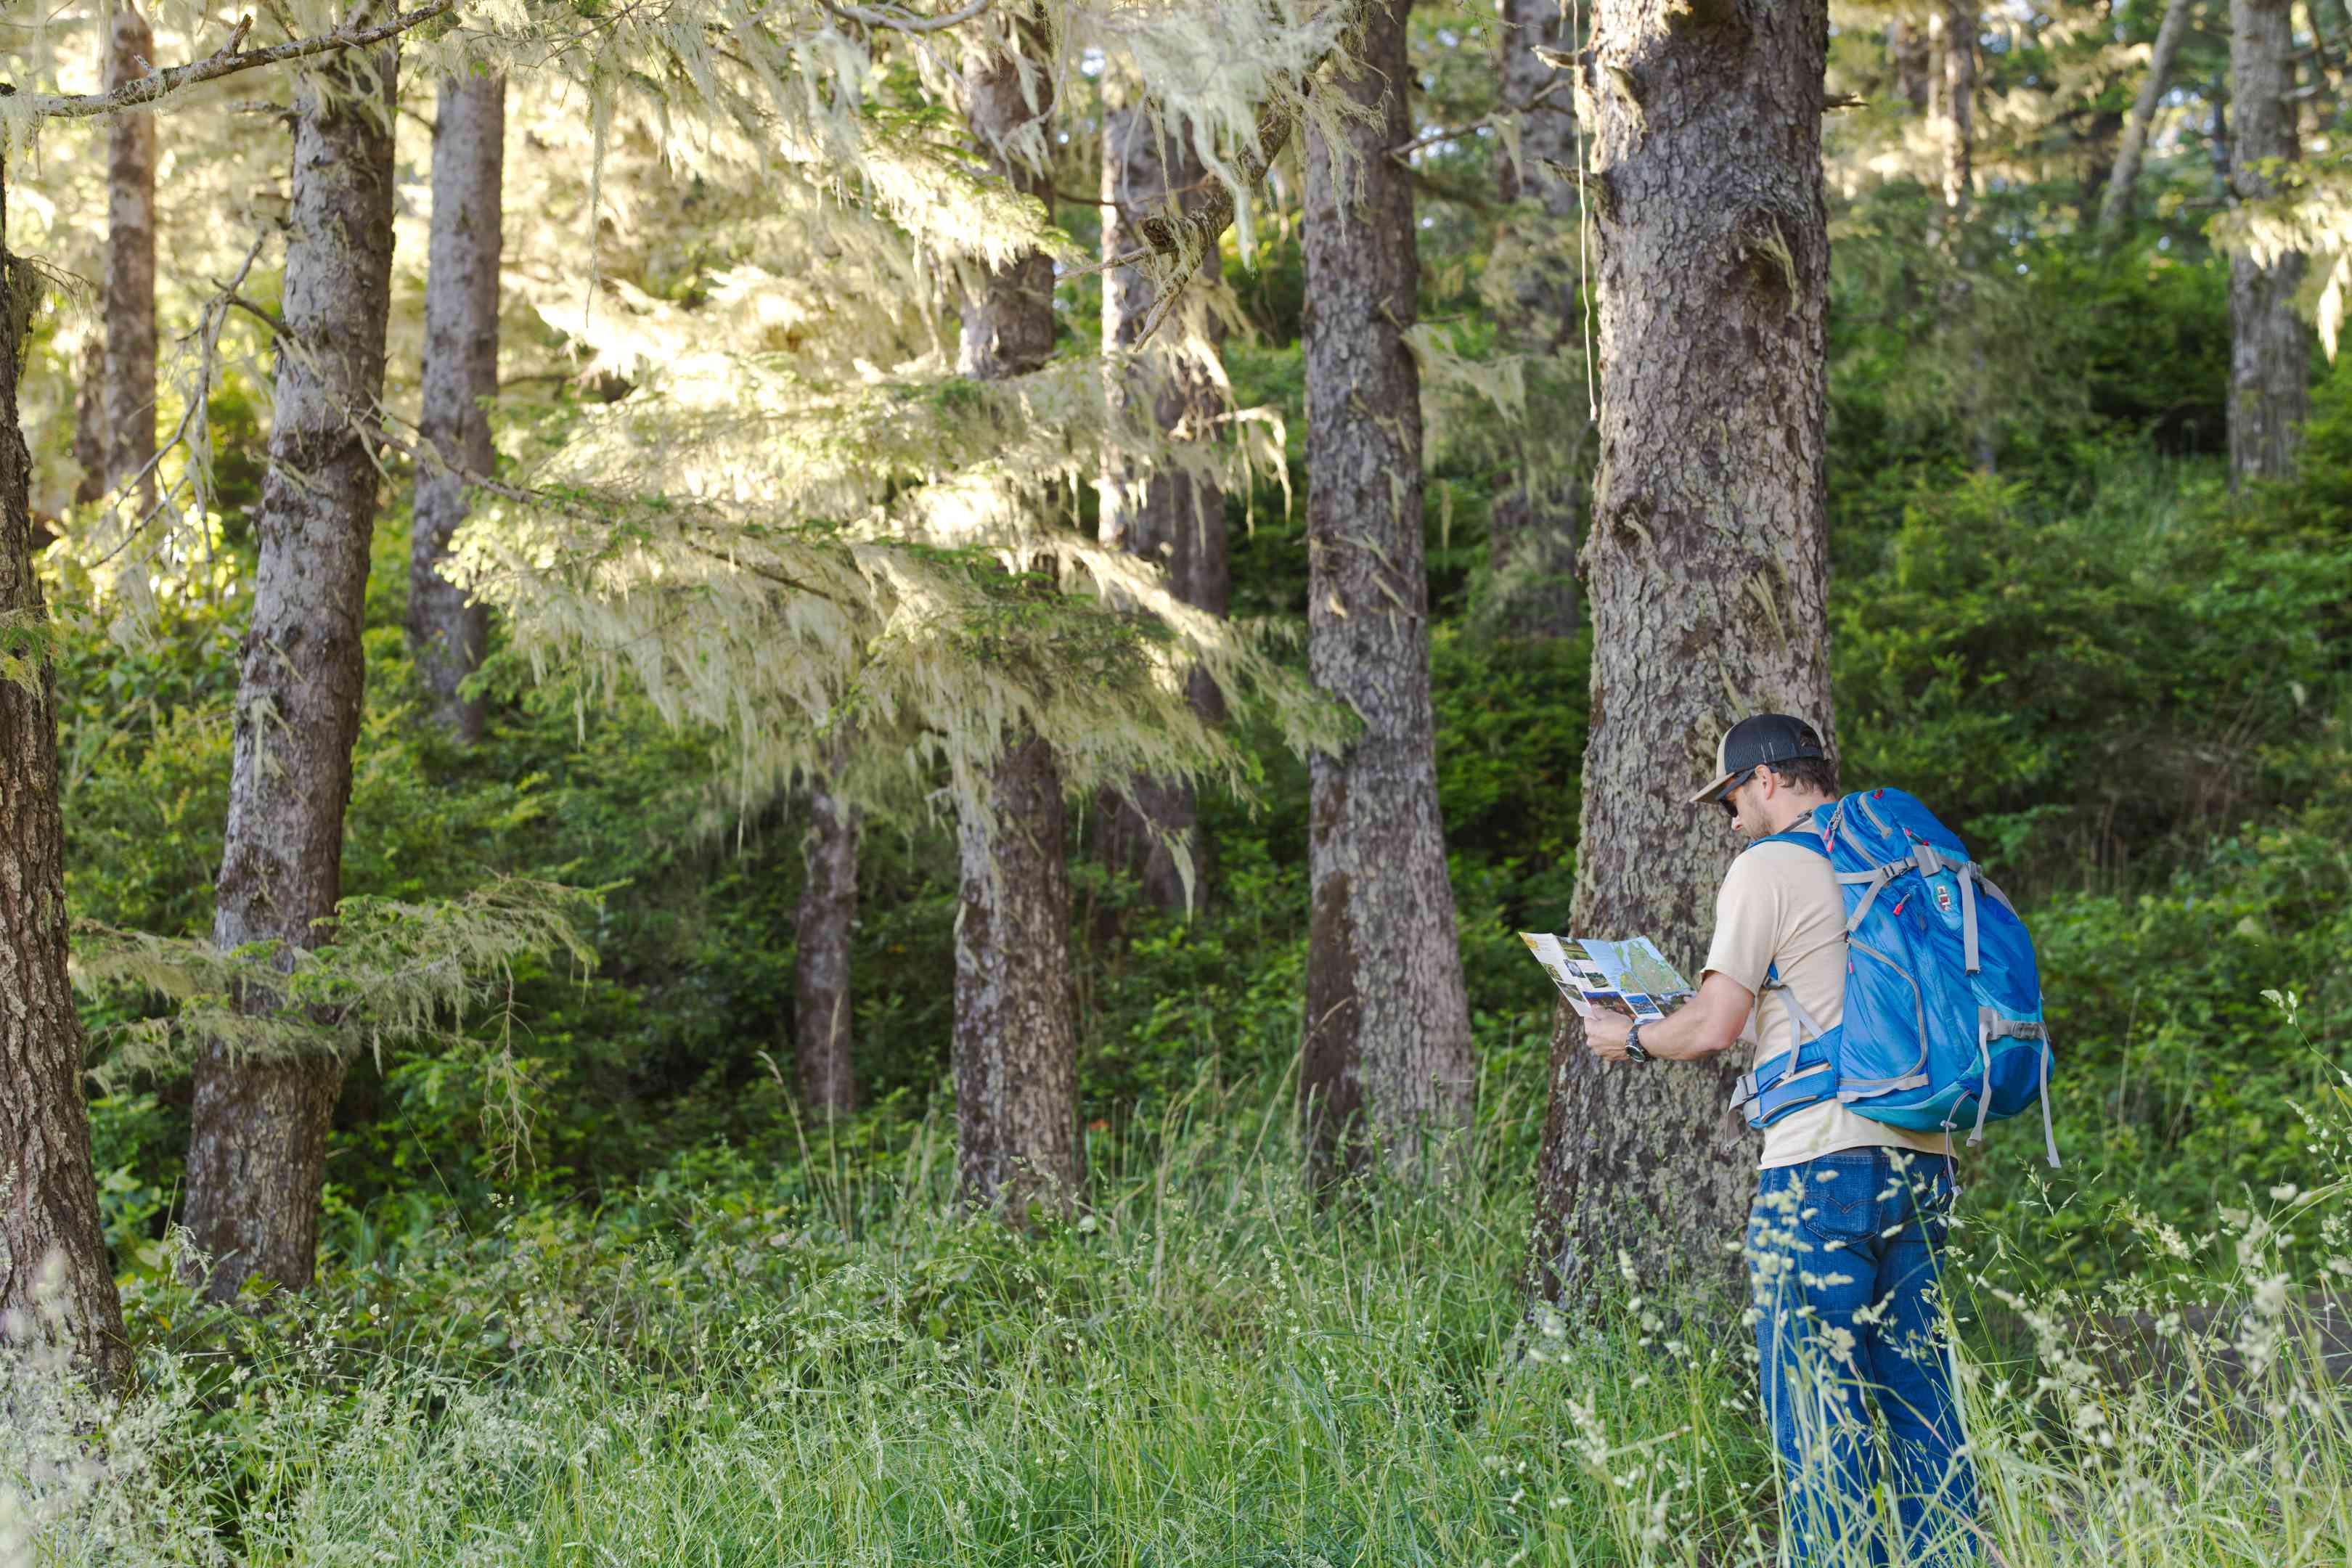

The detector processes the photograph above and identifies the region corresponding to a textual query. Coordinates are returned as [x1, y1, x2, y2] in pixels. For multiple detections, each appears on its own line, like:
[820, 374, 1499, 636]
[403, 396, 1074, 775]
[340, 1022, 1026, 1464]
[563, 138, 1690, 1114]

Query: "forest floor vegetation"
[20, 180, 2352, 1564]
[7, 1058, 2347, 1566]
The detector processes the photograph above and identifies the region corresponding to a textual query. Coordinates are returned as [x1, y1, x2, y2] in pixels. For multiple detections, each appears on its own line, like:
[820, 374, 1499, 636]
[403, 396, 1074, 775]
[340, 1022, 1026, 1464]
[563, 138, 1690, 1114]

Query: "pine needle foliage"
[11, 0, 1375, 829]
[451, 348, 1350, 825]
[2213, 153, 2352, 362]
[417, 0, 1387, 825]
[70, 877, 599, 1085]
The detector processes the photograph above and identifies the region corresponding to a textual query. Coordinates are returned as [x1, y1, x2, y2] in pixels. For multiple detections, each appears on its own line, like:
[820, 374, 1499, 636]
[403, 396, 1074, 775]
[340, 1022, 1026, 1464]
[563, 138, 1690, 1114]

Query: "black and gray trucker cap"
[1688, 714, 1828, 806]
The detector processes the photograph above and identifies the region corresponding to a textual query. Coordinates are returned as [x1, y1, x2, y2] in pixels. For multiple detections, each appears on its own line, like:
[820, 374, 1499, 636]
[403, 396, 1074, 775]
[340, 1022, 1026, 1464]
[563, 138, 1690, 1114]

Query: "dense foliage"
[10, 0, 2352, 1559]
[53, 213, 2352, 1289]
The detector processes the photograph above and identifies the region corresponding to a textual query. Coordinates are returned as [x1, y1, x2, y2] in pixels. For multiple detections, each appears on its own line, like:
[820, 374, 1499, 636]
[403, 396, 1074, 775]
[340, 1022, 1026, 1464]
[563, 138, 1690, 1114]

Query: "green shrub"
[1830, 461, 2351, 883]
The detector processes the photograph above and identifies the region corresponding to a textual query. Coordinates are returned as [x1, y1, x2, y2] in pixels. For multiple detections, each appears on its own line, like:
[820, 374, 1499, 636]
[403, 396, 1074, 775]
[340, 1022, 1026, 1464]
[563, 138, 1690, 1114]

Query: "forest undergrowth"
[7, 1048, 2349, 1567]
[22, 393, 2352, 1563]
[15, 105, 2352, 1559]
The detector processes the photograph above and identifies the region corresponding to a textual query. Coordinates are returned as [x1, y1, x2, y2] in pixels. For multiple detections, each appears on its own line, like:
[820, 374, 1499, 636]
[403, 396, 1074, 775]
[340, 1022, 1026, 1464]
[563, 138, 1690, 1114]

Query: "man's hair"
[1768, 753, 1839, 798]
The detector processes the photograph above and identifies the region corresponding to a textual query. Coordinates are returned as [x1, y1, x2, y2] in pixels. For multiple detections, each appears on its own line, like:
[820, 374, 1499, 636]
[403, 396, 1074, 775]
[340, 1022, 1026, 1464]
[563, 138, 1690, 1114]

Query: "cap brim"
[1687, 768, 1741, 807]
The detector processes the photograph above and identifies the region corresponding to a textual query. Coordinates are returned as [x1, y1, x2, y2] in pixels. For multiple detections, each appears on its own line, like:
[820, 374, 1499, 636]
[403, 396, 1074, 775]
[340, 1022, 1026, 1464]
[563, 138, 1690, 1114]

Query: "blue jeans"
[1747, 1148, 1977, 1567]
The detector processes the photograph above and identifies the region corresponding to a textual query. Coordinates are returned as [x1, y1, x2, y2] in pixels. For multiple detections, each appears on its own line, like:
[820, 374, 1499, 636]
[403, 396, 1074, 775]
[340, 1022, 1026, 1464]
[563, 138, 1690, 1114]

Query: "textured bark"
[2228, 0, 2310, 484]
[793, 780, 858, 1118]
[0, 163, 131, 1392]
[1927, 1, 1976, 214]
[184, 42, 399, 1304]
[407, 71, 503, 743]
[1491, 0, 1587, 639]
[1526, 0, 1835, 1306]
[1299, 0, 1477, 1183]
[952, 12, 1082, 1219]
[957, 17, 1057, 385]
[955, 737, 1081, 1215]
[104, 3, 158, 509]
[2099, 0, 2197, 235]
[1098, 102, 1230, 911]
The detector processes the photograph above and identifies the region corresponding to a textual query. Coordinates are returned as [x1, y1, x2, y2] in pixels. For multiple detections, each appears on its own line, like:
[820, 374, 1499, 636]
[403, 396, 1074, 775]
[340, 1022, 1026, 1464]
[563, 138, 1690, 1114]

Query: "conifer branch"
[1392, 80, 1566, 160]
[822, 0, 993, 34]
[224, 292, 287, 337]
[78, 232, 272, 572]
[1120, 0, 1372, 343]
[19, 1, 455, 123]
[1132, 91, 1296, 271]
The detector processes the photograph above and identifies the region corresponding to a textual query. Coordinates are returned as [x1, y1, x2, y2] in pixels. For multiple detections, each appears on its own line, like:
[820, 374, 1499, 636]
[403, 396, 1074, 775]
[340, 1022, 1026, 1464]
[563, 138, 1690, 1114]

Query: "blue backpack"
[1731, 787, 2060, 1166]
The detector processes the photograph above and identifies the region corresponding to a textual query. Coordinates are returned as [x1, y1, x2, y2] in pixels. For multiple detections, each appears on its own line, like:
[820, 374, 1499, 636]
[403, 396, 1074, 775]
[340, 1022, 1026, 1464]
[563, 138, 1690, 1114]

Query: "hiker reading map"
[1517, 933, 1696, 1022]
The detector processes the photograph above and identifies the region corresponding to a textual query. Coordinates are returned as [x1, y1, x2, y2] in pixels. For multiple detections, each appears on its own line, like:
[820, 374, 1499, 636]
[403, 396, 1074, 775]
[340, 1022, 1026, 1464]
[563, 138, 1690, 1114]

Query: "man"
[1581, 714, 1977, 1567]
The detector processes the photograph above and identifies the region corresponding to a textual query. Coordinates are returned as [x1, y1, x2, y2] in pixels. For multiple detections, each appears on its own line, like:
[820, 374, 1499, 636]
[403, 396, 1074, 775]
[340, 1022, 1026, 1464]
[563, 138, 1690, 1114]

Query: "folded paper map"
[1517, 934, 1695, 1023]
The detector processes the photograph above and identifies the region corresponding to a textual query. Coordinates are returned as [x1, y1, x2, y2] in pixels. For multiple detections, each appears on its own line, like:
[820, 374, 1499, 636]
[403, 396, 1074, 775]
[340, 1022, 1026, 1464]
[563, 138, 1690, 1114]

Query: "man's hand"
[1585, 1010, 1633, 1062]
[1580, 972, 1755, 1064]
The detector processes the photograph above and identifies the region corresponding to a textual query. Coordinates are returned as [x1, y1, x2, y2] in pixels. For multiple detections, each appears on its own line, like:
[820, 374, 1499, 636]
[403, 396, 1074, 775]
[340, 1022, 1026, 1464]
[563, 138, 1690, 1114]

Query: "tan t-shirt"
[1704, 837, 1953, 1170]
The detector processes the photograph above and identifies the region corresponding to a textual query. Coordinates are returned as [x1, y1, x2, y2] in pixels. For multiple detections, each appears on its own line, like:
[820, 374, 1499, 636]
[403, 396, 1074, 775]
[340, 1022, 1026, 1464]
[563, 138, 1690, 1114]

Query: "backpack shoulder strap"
[1746, 828, 1829, 857]
[1745, 830, 1832, 988]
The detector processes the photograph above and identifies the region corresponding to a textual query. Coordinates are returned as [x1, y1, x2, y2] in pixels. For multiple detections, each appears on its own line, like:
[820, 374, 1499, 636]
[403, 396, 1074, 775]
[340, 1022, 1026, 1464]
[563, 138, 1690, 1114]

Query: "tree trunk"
[955, 737, 1081, 1215]
[103, 2, 157, 511]
[952, 11, 1082, 1219]
[0, 161, 131, 1393]
[2228, 0, 2309, 483]
[1299, 0, 1477, 1183]
[2208, 73, 2235, 200]
[407, 71, 502, 744]
[1927, 1, 1976, 215]
[2101, 0, 2198, 236]
[1890, 17, 1932, 112]
[1491, 0, 1588, 639]
[1526, 0, 1836, 1306]
[183, 41, 399, 1305]
[2079, 103, 2126, 212]
[1930, 1, 1995, 468]
[1097, 100, 1230, 912]
[793, 779, 858, 1118]
[71, 329, 104, 506]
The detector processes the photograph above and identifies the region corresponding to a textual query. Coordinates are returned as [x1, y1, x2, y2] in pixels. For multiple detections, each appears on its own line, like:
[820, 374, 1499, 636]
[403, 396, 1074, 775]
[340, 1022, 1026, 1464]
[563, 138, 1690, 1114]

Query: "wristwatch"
[1625, 1022, 1652, 1063]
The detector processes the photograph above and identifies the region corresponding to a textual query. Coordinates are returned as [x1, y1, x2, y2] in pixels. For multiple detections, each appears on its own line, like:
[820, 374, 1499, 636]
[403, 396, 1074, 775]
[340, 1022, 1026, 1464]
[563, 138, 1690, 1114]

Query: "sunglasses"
[1717, 767, 1760, 817]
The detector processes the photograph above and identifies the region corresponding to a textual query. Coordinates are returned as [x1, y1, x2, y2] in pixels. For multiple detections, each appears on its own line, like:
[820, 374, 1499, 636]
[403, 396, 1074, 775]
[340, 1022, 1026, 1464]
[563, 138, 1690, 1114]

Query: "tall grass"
[6, 1061, 2345, 1566]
